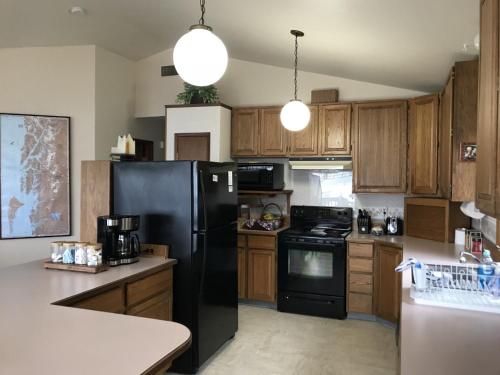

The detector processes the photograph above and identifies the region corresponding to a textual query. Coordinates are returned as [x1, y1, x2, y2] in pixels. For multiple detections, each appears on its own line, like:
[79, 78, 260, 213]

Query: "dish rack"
[410, 263, 500, 314]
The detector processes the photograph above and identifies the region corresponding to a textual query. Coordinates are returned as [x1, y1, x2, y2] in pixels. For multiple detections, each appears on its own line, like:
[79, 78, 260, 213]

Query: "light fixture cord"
[199, 0, 206, 25]
[294, 34, 298, 100]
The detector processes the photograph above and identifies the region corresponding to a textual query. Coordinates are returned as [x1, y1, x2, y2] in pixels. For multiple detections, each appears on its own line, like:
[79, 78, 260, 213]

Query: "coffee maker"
[97, 215, 140, 266]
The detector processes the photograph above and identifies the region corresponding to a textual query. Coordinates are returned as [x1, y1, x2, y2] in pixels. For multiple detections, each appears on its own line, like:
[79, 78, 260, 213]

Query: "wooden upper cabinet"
[289, 106, 319, 156]
[438, 73, 454, 199]
[231, 108, 260, 157]
[352, 100, 408, 193]
[259, 107, 289, 156]
[409, 94, 439, 195]
[476, 0, 499, 216]
[319, 104, 352, 155]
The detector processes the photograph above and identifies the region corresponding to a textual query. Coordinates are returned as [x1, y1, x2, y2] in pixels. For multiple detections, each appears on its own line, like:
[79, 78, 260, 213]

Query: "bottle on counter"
[50, 241, 64, 263]
[74, 242, 88, 265]
[62, 242, 75, 264]
[86, 244, 103, 267]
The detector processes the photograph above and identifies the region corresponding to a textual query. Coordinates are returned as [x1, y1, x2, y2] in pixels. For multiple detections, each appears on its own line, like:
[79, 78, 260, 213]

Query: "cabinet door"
[72, 286, 125, 314]
[438, 74, 453, 198]
[238, 247, 247, 299]
[259, 107, 289, 156]
[231, 108, 259, 157]
[409, 94, 439, 195]
[319, 104, 352, 155]
[247, 249, 275, 302]
[476, 0, 499, 215]
[374, 245, 402, 324]
[289, 106, 319, 155]
[127, 291, 172, 321]
[352, 101, 408, 193]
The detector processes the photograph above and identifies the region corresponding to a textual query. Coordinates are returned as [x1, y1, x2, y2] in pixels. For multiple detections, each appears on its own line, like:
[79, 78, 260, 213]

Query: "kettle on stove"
[385, 216, 403, 235]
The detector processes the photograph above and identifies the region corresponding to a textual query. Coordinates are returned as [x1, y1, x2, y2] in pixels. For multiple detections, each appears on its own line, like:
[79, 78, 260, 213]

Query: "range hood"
[289, 157, 352, 170]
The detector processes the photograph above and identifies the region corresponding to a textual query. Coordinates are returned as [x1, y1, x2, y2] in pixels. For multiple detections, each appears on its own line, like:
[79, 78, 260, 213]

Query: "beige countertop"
[347, 233, 500, 375]
[0, 257, 191, 375]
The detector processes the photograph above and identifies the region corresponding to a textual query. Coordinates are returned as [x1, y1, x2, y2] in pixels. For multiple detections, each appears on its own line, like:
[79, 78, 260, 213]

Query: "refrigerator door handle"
[195, 231, 207, 300]
[199, 169, 208, 233]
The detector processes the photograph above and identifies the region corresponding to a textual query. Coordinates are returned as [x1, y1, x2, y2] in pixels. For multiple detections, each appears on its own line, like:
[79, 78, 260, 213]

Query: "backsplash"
[237, 158, 404, 220]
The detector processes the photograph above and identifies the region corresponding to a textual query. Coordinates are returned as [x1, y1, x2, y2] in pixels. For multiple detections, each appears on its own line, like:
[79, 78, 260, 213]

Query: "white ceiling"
[0, 0, 479, 91]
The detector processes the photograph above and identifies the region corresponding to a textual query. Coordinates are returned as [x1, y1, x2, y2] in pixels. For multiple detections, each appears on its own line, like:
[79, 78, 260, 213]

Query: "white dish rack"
[410, 263, 500, 314]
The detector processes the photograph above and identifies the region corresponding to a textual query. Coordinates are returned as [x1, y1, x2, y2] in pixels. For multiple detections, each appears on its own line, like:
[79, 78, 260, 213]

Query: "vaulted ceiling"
[0, 0, 479, 91]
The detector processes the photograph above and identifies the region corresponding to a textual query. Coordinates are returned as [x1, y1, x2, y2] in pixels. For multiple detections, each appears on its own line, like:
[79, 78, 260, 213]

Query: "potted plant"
[176, 83, 220, 105]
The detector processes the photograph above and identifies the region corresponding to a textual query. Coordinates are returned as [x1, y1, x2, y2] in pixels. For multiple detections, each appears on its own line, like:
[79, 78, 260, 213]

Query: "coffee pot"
[97, 215, 140, 266]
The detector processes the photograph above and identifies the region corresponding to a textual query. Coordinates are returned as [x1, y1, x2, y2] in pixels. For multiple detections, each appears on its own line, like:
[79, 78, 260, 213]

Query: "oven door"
[278, 239, 346, 297]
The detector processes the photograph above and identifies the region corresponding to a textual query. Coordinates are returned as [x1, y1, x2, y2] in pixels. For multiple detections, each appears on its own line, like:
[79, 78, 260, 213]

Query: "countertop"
[0, 257, 191, 375]
[347, 233, 500, 375]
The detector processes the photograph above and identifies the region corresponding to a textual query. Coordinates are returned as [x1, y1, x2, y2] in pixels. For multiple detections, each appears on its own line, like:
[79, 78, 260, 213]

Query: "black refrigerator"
[113, 161, 238, 374]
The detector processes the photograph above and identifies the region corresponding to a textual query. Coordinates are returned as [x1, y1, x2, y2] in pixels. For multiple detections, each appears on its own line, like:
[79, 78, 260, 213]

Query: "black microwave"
[237, 163, 285, 191]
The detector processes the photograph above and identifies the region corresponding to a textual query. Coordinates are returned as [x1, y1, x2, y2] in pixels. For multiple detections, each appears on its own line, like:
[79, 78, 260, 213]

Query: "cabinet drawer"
[349, 273, 373, 294]
[238, 235, 246, 248]
[349, 293, 373, 314]
[248, 235, 275, 250]
[348, 242, 373, 258]
[127, 291, 172, 321]
[72, 286, 124, 313]
[127, 269, 172, 307]
[349, 258, 373, 273]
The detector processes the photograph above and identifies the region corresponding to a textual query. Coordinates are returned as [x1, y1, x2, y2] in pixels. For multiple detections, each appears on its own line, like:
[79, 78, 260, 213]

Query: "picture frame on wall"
[460, 142, 477, 162]
[0, 113, 71, 239]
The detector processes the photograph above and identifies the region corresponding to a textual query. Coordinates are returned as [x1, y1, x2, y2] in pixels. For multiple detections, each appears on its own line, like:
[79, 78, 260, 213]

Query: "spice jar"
[87, 243, 103, 266]
[62, 242, 75, 264]
[50, 242, 64, 263]
[74, 242, 88, 265]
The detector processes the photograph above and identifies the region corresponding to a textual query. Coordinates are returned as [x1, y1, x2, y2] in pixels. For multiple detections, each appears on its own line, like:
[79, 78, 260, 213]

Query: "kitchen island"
[347, 233, 500, 375]
[0, 257, 191, 375]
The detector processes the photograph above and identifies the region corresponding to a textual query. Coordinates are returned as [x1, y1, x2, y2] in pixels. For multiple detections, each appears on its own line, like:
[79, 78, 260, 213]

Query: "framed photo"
[460, 142, 477, 162]
[0, 113, 70, 239]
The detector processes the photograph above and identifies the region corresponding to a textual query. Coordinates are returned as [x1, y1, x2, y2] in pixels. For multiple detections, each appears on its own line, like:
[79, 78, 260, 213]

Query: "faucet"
[459, 251, 482, 264]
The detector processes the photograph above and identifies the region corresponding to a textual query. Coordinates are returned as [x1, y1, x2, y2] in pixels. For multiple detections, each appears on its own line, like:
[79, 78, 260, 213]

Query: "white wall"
[166, 106, 231, 162]
[135, 48, 426, 118]
[0, 46, 96, 267]
[94, 47, 136, 160]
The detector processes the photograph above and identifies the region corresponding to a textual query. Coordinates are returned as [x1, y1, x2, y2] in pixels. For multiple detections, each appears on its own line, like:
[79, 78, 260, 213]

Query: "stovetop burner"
[281, 206, 353, 242]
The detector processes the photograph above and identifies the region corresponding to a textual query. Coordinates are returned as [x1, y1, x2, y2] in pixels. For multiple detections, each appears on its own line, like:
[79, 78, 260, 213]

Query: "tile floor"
[177, 304, 398, 375]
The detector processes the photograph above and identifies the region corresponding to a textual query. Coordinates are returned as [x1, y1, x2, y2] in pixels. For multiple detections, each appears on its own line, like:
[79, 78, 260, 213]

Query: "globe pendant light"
[280, 30, 310, 132]
[173, 0, 228, 86]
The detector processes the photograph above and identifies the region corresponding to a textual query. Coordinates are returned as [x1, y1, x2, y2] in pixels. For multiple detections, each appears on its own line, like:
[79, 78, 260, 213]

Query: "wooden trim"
[165, 103, 232, 110]
[174, 132, 210, 161]
[404, 197, 448, 207]
[54, 262, 176, 306]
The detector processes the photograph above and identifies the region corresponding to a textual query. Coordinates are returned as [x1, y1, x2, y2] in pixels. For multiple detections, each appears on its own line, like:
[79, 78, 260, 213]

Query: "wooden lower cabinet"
[374, 244, 403, 324]
[348, 241, 403, 324]
[347, 242, 374, 314]
[238, 234, 277, 303]
[247, 249, 276, 302]
[72, 286, 125, 314]
[65, 267, 174, 322]
[127, 291, 172, 321]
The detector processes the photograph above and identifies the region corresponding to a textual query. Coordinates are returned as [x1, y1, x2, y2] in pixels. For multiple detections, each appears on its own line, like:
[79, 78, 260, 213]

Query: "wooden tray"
[44, 261, 109, 274]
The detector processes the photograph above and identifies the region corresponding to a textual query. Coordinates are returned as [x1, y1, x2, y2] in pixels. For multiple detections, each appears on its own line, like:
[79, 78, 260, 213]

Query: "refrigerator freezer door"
[193, 162, 237, 232]
[193, 222, 238, 368]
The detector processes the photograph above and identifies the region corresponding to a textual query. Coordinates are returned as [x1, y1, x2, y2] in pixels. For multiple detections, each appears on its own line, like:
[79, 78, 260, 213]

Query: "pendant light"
[280, 30, 310, 132]
[173, 0, 228, 86]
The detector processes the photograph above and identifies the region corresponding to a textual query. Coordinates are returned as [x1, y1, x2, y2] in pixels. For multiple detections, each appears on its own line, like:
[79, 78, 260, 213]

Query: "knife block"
[357, 216, 372, 234]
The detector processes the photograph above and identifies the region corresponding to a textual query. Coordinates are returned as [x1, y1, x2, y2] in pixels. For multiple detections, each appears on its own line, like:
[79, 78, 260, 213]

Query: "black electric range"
[278, 205, 352, 319]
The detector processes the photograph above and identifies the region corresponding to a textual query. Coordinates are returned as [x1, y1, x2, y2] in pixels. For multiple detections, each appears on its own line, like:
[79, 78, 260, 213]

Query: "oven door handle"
[280, 241, 344, 249]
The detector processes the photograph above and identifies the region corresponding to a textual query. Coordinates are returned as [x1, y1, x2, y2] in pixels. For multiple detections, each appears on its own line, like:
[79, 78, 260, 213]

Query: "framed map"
[0, 113, 70, 239]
